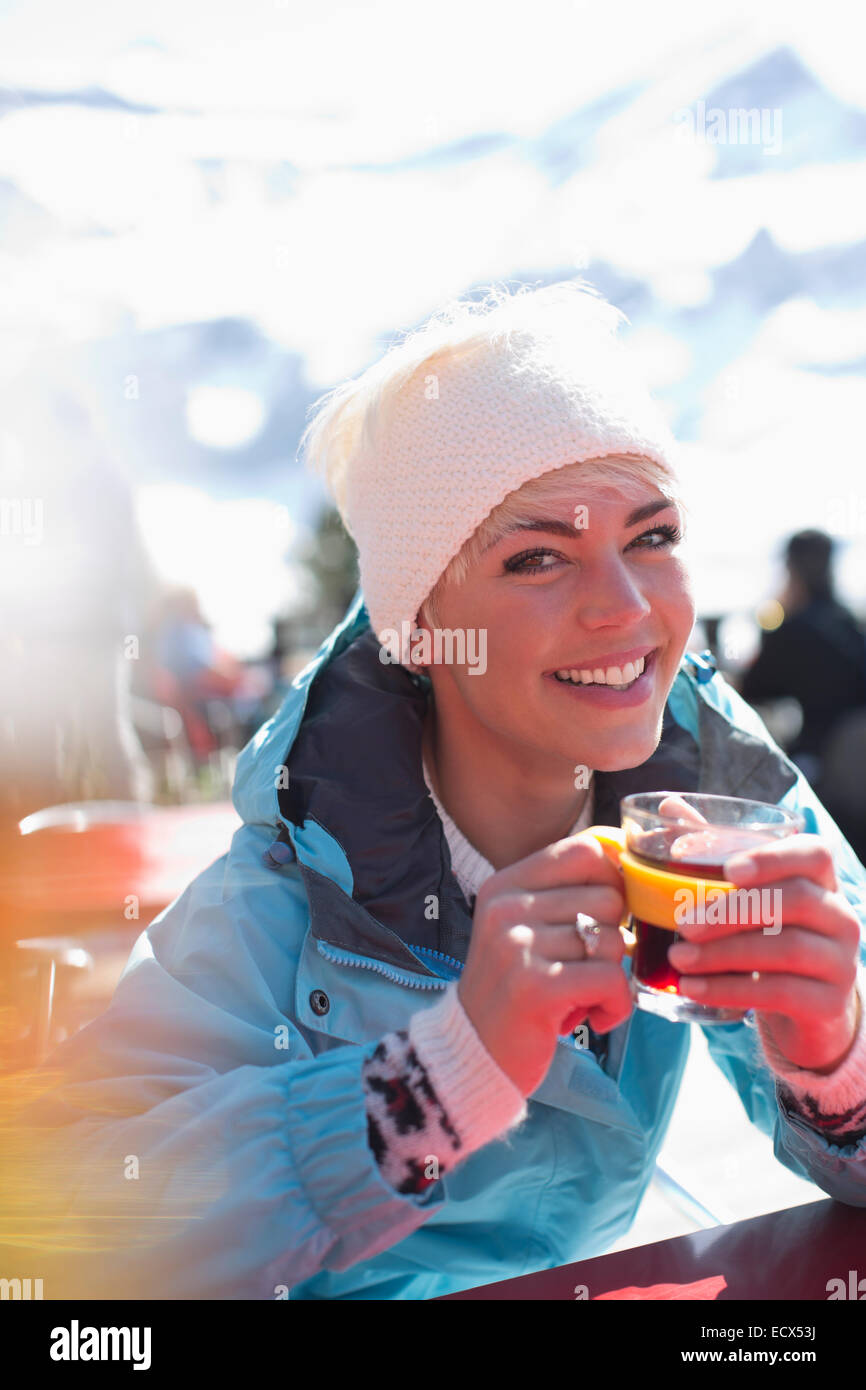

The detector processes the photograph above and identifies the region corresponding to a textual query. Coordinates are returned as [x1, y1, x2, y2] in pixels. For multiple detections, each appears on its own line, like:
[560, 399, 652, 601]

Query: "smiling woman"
[11, 279, 866, 1302]
[411, 469, 697, 872]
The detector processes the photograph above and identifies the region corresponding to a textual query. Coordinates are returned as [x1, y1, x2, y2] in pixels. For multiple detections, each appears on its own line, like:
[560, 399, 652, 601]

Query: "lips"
[545, 648, 657, 705]
[544, 645, 657, 676]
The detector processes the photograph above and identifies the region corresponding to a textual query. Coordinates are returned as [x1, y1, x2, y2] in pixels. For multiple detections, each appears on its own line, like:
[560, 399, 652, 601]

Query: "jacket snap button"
[262, 838, 294, 869]
[310, 989, 330, 1016]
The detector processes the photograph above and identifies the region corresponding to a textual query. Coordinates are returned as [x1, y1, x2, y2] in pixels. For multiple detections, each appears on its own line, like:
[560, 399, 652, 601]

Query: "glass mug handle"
[572, 825, 635, 947]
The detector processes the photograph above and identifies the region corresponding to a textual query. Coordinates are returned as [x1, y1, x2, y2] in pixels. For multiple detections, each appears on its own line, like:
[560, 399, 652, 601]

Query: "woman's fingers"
[657, 794, 707, 824]
[483, 884, 625, 934]
[630, 796, 707, 859]
[460, 832, 637, 1097]
[669, 922, 856, 988]
[531, 922, 625, 963]
[676, 878, 861, 946]
[678, 973, 848, 1022]
[479, 832, 624, 898]
[546, 958, 635, 1020]
[724, 834, 839, 893]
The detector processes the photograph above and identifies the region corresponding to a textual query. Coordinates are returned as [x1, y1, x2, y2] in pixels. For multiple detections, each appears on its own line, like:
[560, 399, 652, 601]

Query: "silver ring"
[576, 913, 603, 957]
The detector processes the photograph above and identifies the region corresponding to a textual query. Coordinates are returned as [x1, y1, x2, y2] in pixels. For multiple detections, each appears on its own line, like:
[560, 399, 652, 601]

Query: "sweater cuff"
[409, 984, 528, 1155]
[757, 968, 866, 1115]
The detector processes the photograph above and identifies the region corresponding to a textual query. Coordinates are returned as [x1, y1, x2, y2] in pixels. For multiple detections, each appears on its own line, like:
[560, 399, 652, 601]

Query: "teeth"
[553, 653, 649, 687]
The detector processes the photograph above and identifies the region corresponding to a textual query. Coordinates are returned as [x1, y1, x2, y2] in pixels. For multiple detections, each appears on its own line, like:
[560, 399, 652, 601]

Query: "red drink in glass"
[618, 792, 804, 1024]
[629, 827, 731, 995]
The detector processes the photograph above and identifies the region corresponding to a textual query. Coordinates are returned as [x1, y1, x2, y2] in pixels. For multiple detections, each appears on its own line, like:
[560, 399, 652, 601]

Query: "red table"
[3, 800, 242, 929]
[436, 1199, 866, 1299]
[0, 801, 242, 1068]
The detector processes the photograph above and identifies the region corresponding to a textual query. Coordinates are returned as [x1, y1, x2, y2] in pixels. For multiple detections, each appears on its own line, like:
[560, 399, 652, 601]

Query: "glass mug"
[575, 792, 806, 1024]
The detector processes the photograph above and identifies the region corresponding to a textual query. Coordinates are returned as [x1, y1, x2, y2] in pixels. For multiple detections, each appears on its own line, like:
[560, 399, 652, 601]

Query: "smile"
[553, 653, 648, 689]
[546, 648, 658, 704]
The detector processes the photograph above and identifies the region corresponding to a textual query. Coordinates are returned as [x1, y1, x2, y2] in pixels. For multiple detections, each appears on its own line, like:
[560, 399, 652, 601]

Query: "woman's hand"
[457, 836, 634, 1099]
[671, 835, 863, 1072]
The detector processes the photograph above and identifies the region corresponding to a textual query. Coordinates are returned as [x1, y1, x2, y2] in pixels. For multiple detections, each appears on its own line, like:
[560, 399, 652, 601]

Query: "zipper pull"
[685, 649, 717, 683]
[262, 823, 296, 869]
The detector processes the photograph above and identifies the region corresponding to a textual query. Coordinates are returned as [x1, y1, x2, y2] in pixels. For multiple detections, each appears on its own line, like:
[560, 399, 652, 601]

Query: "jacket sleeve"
[1, 822, 451, 1300]
[696, 676, 866, 1206]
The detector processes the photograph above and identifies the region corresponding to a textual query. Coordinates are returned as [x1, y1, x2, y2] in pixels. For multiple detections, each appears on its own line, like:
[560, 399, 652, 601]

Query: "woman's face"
[419, 480, 696, 774]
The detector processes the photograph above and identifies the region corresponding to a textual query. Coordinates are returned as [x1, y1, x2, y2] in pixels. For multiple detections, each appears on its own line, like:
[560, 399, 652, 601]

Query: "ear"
[406, 605, 432, 677]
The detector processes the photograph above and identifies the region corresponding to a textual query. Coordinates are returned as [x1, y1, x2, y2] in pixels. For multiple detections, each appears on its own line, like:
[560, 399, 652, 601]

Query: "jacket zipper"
[315, 944, 608, 1063]
[315, 940, 451, 990]
[411, 943, 465, 975]
[408, 947, 601, 1056]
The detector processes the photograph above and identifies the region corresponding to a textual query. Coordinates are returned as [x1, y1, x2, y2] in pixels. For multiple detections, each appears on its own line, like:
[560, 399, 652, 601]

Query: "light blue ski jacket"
[15, 591, 866, 1299]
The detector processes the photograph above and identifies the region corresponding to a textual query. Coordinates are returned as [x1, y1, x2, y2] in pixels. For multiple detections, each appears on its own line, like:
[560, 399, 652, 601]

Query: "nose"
[575, 555, 652, 630]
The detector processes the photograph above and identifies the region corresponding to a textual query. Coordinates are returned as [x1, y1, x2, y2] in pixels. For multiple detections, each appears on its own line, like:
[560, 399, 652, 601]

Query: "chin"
[590, 750, 651, 774]
[585, 727, 662, 774]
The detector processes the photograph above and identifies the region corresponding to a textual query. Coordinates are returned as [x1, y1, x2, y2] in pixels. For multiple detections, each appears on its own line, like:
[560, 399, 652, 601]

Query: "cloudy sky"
[2, 0, 864, 655]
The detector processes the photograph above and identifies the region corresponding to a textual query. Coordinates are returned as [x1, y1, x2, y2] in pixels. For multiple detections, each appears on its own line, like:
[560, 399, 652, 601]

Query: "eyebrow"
[482, 497, 677, 553]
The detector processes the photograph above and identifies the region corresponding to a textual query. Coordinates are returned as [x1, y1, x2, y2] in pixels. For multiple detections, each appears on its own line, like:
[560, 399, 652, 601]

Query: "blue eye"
[503, 524, 682, 575]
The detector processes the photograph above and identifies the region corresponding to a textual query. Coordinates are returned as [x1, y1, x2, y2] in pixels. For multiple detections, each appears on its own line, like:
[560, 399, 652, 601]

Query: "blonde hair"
[418, 454, 688, 628]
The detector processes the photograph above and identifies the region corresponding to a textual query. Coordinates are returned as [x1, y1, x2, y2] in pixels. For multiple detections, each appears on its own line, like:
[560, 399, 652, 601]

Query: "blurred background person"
[738, 530, 866, 784]
[735, 529, 866, 865]
[137, 585, 274, 767]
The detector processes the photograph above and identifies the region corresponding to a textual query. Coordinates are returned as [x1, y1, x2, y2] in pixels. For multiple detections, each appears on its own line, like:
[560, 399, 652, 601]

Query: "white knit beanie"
[319, 287, 679, 665]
